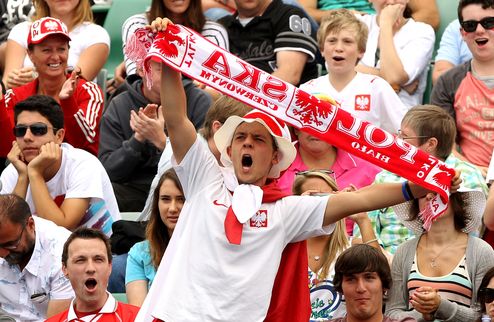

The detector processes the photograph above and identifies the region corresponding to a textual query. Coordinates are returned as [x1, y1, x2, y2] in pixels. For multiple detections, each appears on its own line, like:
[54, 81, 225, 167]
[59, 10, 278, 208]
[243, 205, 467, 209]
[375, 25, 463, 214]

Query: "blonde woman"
[3, 0, 109, 88]
[292, 170, 380, 321]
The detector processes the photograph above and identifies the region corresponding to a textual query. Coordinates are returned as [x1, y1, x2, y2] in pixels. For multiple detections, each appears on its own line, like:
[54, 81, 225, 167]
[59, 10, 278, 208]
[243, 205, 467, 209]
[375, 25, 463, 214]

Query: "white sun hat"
[392, 187, 486, 234]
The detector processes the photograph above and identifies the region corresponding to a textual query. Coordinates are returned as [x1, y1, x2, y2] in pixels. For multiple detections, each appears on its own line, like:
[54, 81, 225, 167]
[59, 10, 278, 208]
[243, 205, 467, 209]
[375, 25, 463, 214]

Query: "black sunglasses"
[479, 287, 494, 304]
[13, 123, 56, 137]
[460, 16, 494, 33]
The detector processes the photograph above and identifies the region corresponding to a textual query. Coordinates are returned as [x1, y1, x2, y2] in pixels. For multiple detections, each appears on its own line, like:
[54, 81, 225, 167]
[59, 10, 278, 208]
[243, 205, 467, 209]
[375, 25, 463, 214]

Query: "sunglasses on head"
[460, 16, 494, 33]
[13, 123, 56, 137]
[479, 287, 494, 304]
[296, 169, 335, 176]
[296, 169, 337, 182]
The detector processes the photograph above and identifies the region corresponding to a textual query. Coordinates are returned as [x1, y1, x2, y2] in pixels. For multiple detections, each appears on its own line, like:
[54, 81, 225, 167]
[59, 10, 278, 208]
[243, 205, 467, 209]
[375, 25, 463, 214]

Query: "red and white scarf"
[127, 24, 456, 229]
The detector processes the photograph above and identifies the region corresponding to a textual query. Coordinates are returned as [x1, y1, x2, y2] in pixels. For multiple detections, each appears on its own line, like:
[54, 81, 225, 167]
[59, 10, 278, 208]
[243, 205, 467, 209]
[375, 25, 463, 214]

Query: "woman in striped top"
[384, 188, 494, 321]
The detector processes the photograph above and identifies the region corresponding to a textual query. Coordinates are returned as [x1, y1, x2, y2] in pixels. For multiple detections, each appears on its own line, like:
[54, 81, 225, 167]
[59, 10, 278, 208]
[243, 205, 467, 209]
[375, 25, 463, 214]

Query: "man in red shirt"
[47, 228, 139, 322]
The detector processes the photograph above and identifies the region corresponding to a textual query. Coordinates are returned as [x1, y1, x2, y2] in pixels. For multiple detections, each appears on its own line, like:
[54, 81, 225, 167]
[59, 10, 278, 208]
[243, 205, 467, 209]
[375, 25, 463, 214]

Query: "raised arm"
[59, 77, 103, 156]
[160, 62, 197, 164]
[376, 4, 409, 86]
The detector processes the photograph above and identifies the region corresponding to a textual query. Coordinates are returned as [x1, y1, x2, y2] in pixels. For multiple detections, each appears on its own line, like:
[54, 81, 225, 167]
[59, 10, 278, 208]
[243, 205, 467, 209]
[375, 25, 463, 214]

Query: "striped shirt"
[407, 255, 472, 309]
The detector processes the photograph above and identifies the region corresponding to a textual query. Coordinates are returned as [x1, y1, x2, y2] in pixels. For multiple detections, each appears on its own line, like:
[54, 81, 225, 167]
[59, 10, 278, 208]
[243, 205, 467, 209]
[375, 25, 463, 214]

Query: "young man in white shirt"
[0, 95, 120, 236]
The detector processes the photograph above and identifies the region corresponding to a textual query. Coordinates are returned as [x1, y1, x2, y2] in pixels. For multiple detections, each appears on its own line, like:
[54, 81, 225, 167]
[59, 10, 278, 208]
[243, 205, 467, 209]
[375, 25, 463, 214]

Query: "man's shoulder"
[61, 144, 106, 174]
[218, 13, 234, 23]
[440, 61, 470, 82]
[34, 216, 71, 241]
[403, 18, 434, 35]
[63, 144, 99, 163]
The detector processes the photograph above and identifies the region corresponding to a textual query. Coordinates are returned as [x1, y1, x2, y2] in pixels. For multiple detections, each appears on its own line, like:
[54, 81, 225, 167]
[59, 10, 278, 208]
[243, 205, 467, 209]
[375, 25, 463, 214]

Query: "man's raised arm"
[151, 17, 197, 164]
[160, 63, 197, 164]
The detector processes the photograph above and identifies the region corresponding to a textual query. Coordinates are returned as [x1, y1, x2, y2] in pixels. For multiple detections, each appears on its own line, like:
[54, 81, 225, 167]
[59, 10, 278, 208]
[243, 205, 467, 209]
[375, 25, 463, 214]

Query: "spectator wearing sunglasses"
[0, 95, 120, 237]
[0, 194, 74, 321]
[478, 267, 494, 321]
[431, 0, 494, 178]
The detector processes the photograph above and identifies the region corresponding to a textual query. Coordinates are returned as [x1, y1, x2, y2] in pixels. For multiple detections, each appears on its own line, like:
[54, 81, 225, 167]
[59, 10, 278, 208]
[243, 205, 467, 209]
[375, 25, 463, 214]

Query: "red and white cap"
[28, 17, 71, 46]
[214, 110, 296, 179]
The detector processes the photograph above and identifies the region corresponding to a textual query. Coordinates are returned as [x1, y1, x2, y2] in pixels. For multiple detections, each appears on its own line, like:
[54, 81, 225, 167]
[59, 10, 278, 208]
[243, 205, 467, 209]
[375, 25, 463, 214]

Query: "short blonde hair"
[33, 0, 93, 27]
[317, 9, 368, 54]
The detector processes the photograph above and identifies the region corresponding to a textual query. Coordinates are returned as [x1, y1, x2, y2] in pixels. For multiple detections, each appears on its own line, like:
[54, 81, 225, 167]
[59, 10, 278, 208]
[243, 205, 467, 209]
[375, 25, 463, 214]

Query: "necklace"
[313, 256, 320, 261]
[426, 233, 459, 269]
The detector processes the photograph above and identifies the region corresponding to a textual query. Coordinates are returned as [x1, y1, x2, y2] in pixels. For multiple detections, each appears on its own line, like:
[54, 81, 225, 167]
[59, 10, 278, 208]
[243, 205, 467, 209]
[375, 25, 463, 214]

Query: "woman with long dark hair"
[386, 188, 494, 321]
[125, 168, 185, 306]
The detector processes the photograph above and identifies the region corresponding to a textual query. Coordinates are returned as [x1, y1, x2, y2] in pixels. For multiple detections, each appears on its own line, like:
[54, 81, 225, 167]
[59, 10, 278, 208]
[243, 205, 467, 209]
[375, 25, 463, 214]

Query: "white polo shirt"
[0, 217, 73, 321]
[139, 137, 333, 322]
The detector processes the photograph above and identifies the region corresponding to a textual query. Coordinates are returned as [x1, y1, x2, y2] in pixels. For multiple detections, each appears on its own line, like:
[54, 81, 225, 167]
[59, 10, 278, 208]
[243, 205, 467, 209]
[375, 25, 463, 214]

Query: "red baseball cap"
[28, 17, 71, 45]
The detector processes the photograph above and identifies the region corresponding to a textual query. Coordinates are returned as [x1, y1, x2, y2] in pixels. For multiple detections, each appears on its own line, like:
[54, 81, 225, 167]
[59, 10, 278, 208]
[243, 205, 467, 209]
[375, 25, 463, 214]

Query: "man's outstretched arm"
[322, 172, 461, 227]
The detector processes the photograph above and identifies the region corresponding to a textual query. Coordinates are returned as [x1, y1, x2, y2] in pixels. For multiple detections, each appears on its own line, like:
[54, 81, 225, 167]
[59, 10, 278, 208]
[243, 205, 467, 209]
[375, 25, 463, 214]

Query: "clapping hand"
[59, 67, 81, 100]
[130, 104, 167, 150]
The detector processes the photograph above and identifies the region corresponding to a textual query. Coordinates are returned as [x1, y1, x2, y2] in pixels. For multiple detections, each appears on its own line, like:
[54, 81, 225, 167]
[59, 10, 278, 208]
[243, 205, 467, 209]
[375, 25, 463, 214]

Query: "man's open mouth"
[242, 154, 253, 168]
[85, 278, 97, 291]
[476, 38, 488, 45]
